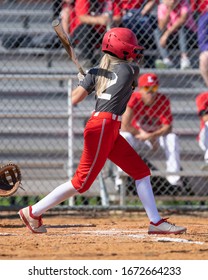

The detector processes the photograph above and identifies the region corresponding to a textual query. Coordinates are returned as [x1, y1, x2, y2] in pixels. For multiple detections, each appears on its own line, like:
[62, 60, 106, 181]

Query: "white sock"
[31, 181, 78, 217]
[136, 176, 161, 224]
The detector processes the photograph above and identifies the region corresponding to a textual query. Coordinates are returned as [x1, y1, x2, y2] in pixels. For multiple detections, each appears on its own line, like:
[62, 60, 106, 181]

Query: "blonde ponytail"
[96, 53, 127, 97]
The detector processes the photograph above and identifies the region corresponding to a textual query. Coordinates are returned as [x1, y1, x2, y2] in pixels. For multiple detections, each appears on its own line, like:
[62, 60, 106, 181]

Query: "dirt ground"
[0, 210, 208, 260]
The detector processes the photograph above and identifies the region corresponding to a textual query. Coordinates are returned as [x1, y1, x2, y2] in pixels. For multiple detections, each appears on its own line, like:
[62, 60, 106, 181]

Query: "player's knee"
[71, 177, 91, 193]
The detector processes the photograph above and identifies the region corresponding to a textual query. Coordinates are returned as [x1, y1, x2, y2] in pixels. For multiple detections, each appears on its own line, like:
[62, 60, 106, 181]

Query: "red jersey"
[190, 0, 208, 13]
[127, 92, 173, 132]
[196, 92, 208, 134]
[70, 0, 122, 35]
[122, 0, 145, 10]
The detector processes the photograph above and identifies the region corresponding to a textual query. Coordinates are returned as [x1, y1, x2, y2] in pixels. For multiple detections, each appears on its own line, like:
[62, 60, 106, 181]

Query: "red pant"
[71, 112, 150, 193]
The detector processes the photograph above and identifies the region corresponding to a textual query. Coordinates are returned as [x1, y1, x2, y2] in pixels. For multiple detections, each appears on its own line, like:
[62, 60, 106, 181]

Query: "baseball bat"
[52, 19, 85, 75]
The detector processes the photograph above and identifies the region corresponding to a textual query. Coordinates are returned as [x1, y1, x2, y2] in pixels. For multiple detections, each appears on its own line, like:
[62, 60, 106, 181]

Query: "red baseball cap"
[138, 73, 159, 87]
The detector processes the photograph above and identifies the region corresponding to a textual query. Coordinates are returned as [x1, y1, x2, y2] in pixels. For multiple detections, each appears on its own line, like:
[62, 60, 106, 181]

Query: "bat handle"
[79, 67, 86, 76]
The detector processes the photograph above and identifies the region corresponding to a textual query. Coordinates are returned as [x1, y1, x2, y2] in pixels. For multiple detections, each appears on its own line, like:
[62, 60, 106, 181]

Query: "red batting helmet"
[102, 27, 144, 61]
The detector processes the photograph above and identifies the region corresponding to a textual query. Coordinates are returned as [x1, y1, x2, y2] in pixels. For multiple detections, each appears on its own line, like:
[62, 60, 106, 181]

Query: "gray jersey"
[80, 62, 140, 115]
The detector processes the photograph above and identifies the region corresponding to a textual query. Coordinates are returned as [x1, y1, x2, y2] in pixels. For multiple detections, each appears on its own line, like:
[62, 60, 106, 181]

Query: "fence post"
[67, 78, 75, 206]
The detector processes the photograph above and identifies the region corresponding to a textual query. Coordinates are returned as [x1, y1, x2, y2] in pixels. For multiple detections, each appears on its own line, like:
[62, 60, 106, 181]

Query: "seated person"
[195, 92, 208, 170]
[121, 0, 158, 49]
[116, 72, 182, 189]
[154, 0, 196, 69]
[69, 0, 122, 66]
[61, 0, 75, 36]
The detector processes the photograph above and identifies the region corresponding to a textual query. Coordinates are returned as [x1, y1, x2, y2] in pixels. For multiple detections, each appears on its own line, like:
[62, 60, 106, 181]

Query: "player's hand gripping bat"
[52, 19, 85, 75]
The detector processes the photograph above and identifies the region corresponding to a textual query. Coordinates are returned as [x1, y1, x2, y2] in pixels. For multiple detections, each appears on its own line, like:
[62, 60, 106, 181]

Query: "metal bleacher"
[0, 1, 70, 196]
[0, 1, 207, 203]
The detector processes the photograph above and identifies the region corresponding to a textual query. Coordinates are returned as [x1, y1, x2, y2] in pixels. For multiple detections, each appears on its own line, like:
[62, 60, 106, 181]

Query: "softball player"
[116, 73, 181, 188]
[196, 92, 208, 170]
[18, 27, 186, 235]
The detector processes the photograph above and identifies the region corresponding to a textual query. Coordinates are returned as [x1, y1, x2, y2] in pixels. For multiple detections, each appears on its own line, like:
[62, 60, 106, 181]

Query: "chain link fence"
[0, 0, 207, 210]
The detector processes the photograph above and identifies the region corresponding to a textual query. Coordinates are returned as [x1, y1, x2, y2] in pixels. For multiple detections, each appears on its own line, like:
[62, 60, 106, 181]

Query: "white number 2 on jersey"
[98, 72, 118, 100]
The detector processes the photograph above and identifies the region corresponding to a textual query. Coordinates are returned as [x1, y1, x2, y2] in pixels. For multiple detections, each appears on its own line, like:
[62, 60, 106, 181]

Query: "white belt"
[92, 111, 122, 121]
